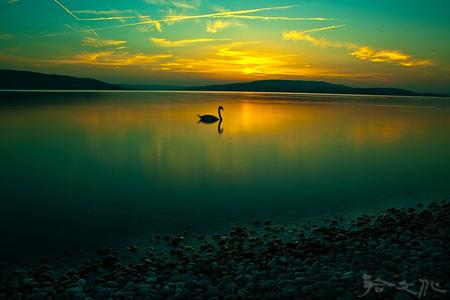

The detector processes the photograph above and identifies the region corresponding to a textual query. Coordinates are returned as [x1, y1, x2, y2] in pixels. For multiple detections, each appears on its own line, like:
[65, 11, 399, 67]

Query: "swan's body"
[197, 106, 223, 123]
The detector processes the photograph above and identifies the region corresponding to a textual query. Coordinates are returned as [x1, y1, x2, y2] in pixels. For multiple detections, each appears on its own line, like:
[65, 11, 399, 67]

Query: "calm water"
[1, 91, 449, 258]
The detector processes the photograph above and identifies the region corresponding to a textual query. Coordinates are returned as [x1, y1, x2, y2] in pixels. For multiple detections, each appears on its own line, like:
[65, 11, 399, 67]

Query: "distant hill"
[1, 70, 447, 96]
[184, 80, 447, 97]
[119, 84, 181, 90]
[0, 69, 121, 90]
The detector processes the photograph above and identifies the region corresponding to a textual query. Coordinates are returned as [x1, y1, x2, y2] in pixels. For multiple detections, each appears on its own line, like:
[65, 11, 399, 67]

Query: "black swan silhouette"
[197, 106, 223, 123]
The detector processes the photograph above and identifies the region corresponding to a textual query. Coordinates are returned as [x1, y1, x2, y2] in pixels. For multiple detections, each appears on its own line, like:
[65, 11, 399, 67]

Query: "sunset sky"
[0, 0, 449, 92]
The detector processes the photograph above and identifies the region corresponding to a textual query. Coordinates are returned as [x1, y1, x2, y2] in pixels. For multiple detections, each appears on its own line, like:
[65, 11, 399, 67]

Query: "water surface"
[1, 91, 449, 258]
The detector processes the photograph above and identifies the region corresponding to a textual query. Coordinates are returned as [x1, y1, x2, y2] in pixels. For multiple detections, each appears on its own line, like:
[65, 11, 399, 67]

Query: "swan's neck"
[218, 108, 223, 120]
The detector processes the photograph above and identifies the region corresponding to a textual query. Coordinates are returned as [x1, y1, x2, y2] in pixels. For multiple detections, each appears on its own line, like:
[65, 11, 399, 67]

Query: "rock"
[125, 282, 137, 291]
[74, 293, 85, 300]
[146, 276, 158, 283]
[342, 271, 354, 277]
[210, 261, 219, 272]
[77, 278, 86, 288]
[161, 285, 171, 295]
[170, 236, 185, 247]
[312, 272, 330, 281]
[95, 287, 113, 299]
[294, 277, 306, 284]
[127, 245, 139, 251]
[314, 281, 328, 290]
[342, 291, 355, 300]
[382, 260, 401, 273]
[66, 286, 83, 294]
[105, 281, 118, 288]
[206, 286, 220, 297]
[101, 255, 118, 268]
[431, 251, 443, 261]
[22, 277, 33, 287]
[281, 286, 297, 297]
[35, 292, 48, 300]
[302, 285, 314, 295]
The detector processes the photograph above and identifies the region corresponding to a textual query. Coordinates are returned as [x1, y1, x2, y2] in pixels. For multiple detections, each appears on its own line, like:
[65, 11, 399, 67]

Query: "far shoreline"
[1, 89, 449, 99]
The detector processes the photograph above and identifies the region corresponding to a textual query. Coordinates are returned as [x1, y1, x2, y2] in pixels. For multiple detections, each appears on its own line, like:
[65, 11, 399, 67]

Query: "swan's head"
[218, 106, 224, 111]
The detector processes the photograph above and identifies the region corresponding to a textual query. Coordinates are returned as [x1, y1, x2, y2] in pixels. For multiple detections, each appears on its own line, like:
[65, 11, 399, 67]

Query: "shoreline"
[1, 89, 449, 99]
[1, 200, 449, 299]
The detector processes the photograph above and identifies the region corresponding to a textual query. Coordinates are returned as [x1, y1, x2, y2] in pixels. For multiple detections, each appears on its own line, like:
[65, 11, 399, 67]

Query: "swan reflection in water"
[197, 106, 224, 134]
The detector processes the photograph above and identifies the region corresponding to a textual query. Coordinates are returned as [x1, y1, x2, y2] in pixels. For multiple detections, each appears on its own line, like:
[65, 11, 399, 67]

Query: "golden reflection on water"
[1, 94, 449, 184]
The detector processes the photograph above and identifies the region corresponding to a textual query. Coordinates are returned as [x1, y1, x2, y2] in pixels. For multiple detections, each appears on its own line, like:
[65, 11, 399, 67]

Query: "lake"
[1, 91, 449, 259]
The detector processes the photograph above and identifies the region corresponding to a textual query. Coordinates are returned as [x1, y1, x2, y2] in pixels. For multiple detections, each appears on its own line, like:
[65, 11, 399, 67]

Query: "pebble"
[382, 260, 401, 273]
[301, 284, 314, 294]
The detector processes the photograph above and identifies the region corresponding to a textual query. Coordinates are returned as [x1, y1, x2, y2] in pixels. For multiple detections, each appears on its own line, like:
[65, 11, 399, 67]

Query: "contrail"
[52, 2, 135, 21]
[216, 15, 327, 21]
[51, 0, 103, 38]
[88, 5, 301, 31]
[77, 16, 136, 21]
[303, 24, 346, 33]
[52, 0, 79, 20]
[88, 27, 100, 38]
[41, 4, 328, 38]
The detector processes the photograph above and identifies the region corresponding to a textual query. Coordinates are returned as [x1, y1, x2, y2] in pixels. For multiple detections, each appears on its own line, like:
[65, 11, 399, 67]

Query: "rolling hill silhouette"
[184, 80, 446, 97]
[0, 70, 446, 96]
[0, 69, 121, 90]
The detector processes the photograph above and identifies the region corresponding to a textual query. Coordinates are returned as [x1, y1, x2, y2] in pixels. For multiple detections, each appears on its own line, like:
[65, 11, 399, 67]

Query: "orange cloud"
[82, 37, 127, 48]
[284, 27, 433, 67]
[50, 51, 172, 67]
[283, 29, 357, 48]
[206, 20, 234, 33]
[351, 47, 433, 67]
[156, 42, 381, 79]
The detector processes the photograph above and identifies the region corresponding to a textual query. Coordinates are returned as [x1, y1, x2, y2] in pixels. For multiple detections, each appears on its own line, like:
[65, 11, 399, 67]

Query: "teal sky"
[0, 0, 449, 92]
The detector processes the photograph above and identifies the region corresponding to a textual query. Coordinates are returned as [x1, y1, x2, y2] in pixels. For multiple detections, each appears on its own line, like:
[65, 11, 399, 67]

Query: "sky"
[0, 0, 449, 92]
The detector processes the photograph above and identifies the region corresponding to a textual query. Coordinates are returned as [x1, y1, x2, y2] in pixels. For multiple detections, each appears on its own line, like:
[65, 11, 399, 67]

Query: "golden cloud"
[206, 20, 232, 33]
[156, 42, 380, 79]
[49, 51, 173, 67]
[284, 27, 433, 67]
[283, 30, 357, 48]
[82, 37, 127, 48]
[351, 47, 433, 67]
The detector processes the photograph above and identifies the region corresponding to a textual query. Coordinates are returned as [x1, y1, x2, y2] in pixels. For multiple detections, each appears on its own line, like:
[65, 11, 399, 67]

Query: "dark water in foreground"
[1, 91, 449, 258]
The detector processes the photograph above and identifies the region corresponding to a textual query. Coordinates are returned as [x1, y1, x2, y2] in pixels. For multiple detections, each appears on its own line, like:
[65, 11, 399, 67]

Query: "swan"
[197, 106, 223, 123]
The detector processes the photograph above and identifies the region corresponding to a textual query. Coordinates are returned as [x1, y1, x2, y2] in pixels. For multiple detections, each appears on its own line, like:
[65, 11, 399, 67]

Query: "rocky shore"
[1, 200, 449, 300]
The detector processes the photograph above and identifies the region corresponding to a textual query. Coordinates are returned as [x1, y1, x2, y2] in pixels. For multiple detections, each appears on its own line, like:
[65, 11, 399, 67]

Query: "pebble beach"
[1, 200, 449, 300]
